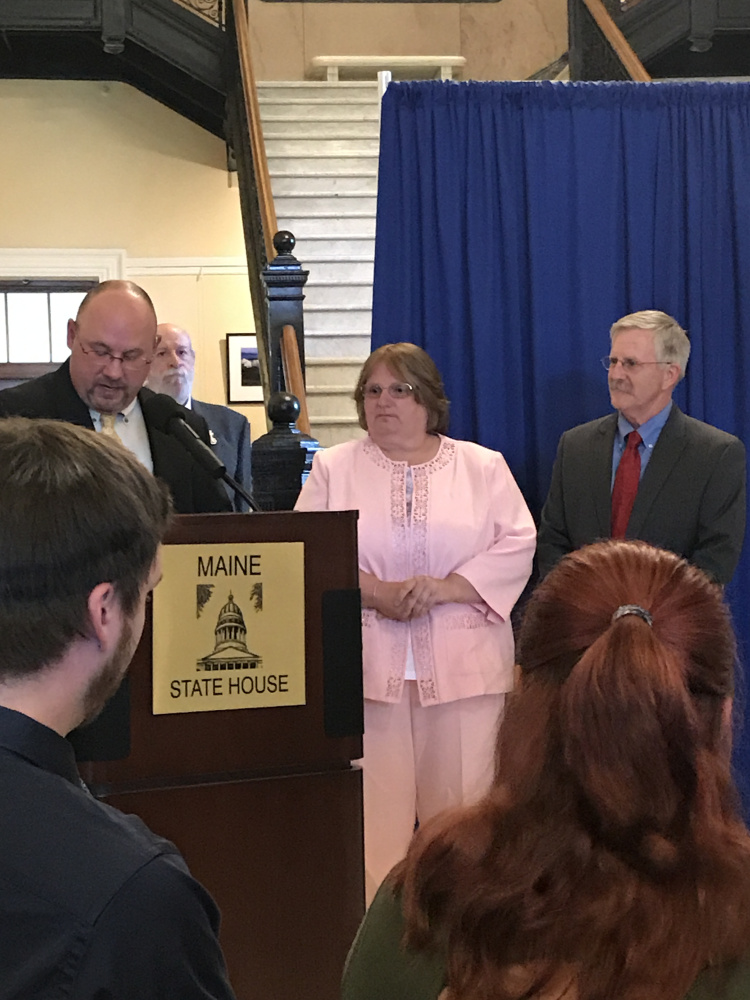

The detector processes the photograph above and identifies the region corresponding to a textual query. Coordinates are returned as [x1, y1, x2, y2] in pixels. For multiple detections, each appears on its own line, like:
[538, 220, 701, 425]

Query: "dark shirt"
[0, 705, 237, 1000]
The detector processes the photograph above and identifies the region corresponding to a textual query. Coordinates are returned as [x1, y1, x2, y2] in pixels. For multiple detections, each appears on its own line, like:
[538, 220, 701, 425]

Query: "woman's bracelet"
[372, 581, 379, 604]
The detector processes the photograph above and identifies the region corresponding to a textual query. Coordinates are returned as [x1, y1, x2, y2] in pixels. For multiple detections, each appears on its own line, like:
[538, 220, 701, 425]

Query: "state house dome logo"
[196, 593, 263, 672]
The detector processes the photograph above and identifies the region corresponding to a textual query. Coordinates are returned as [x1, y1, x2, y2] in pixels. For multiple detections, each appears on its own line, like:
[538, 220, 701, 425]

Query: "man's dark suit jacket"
[0, 361, 231, 516]
[191, 398, 252, 513]
[537, 405, 746, 586]
[0, 360, 232, 762]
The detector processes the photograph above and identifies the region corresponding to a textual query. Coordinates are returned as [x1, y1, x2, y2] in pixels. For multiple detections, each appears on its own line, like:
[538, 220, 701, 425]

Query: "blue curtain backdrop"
[371, 80, 750, 799]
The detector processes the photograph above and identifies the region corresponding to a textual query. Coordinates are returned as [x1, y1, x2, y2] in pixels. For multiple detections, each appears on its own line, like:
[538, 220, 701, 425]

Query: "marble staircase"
[258, 80, 377, 446]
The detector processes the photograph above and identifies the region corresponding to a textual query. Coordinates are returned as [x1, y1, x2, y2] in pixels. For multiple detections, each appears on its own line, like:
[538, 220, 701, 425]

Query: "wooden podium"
[79, 511, 365, 1000]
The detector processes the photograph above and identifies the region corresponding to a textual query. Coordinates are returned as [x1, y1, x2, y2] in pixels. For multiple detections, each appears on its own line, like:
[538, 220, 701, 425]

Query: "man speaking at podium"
[0, 280, 230, 516]
[0, 418, 236, 1000]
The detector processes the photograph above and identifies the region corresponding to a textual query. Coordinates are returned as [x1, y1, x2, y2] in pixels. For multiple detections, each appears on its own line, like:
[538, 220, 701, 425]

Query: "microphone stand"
[167, 415, 262, 512]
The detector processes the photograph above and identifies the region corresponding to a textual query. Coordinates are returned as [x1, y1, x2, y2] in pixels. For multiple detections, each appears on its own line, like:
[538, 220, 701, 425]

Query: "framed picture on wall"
[226, 333, 263, 404]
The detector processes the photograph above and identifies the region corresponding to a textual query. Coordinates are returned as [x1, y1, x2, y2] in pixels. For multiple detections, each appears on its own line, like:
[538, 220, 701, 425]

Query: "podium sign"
[152, 541, 306, 714]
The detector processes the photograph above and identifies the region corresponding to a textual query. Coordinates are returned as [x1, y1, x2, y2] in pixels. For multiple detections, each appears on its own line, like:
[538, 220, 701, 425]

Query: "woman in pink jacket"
[295, 343, 536, 900]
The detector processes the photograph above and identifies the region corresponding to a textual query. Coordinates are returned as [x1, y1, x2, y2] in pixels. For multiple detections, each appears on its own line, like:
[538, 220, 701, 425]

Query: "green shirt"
[342, 882, 750, 1000]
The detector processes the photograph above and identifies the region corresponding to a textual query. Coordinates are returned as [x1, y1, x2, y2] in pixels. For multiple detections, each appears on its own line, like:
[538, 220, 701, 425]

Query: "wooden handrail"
[581, 0, 651, 81]
[282, 325, 312, 436]
[232, 0, 278, 260]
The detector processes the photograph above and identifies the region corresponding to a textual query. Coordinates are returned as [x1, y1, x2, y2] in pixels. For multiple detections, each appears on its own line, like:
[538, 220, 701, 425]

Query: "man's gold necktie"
[99, 412, 119, 438]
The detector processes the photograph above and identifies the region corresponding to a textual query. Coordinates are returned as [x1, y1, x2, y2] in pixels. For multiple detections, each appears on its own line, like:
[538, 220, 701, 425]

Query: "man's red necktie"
[611, 430, 642, 538]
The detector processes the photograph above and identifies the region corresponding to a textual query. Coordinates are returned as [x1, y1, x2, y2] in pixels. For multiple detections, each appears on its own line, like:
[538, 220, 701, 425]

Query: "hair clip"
[611, 604, 653, 627]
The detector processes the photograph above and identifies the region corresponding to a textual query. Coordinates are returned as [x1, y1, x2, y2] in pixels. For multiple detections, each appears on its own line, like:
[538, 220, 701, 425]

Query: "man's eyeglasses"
[78, 341, 153, 373]
[600, 356, 667, 372]
[362, 382, 414, 400]
[155, 347, 194, 362]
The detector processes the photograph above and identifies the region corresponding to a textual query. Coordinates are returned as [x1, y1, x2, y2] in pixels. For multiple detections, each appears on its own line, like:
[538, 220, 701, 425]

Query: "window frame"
[0, 248, 125, 380]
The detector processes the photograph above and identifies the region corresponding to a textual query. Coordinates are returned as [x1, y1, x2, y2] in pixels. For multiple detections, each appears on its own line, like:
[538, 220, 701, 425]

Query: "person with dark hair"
[538, 310, 745, 585]
[342, 539, 750, 1000]
[296, 343, 535, 902]
[0, 417, 237, 1000]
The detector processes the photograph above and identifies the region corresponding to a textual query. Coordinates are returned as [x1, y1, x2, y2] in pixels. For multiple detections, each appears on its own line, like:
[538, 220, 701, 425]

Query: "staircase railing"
[226, 0, 312, 430]
[569, 0, 651, 81]
[225, 0, 275, 406]
[230, 0, 278, 259]
[282, 326, 312, 436]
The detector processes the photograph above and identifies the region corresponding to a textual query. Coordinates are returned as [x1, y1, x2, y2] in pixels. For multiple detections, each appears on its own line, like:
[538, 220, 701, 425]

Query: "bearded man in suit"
[0, 280, 230, 760]
[147, 323, 253, 512]
[537, 310, 745, 586]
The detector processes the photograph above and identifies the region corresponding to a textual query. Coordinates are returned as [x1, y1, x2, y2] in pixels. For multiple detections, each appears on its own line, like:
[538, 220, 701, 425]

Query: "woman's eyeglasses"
[362, 382, 414, 399]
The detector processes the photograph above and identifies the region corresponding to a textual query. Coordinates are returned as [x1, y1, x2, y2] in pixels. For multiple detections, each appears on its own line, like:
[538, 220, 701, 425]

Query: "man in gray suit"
[147, 324, 253, 512]
[537, 310, 746, 585]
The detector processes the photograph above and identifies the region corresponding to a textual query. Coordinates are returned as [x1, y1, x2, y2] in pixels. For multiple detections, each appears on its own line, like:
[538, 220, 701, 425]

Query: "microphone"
[143, 393, 260, 512]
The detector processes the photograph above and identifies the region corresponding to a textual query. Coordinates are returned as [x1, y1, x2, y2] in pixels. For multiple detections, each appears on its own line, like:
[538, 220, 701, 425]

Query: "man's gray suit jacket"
[537, 405, 746, 586]
[191, 398, 252, 513]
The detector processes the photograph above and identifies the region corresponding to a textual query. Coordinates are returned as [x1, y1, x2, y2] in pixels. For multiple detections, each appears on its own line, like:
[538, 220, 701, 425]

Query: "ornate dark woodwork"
[252, 392, 322, 510]
[570, 0, 750, 78]
[263, 231, 310, 394]
[172, 0, 225, 25]
[0, 0, 227, 137]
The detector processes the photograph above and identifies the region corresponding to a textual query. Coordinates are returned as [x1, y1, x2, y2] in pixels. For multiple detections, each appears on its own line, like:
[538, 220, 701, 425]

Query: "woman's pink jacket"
[295, 436, 536, 705]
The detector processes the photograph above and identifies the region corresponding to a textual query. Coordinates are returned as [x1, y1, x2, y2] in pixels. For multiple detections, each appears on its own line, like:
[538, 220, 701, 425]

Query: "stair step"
[305, 302, 371, 310]
[308, 384, 358, 395]
[294, 240, 375, 262]
[307, 356, 367, 375]
[307, 389, 359, 419]
[277, 217, 376, 238]
[294, 233, 375, 240]
[261, 107, 380, 121]
[305, 310, 372, 332]
[310, 422, 367, 448]
[279, 209, 375, 218]
[304, 284, 373, 308]
[255, 80, 378, 98]
[271, 175, 378, 196]
[307, 355, 368, 363]
[264, 124, 380, 140]
[275, 195, 377, 215]
[258, 80, 378, 88]
[259, 97, 379, 107]
[305, 333, 373, 358]
[303, 250, 374, 259]
[306, 277, 373, 285]
[310, 413, 363, 423]
[301, 260, 374, 281]
[265, 139, 380, 156]
[268, 157, 378, 173]
[258, 89, 377, 104]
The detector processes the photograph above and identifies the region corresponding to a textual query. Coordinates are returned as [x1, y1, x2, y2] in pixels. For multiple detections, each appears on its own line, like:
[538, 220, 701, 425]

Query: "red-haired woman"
[342, 540, 750, 1000]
